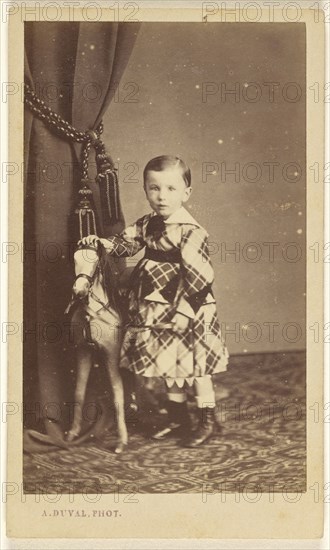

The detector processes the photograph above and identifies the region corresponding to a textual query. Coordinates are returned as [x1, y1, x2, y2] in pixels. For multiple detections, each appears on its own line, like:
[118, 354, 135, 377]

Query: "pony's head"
[73, 244, 100, 299]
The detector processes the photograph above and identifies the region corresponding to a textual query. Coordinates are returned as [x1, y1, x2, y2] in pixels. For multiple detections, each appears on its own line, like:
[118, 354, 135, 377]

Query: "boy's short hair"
[143, 155, 191, 187]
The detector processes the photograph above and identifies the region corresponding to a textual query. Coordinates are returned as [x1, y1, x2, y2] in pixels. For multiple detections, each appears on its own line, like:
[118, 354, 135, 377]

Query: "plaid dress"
[106, 207, 229, 380]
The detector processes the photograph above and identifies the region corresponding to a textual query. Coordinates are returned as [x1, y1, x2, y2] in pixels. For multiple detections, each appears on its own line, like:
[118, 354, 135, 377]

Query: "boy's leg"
[167, 382, 187, 402]
[194, 375, 216, 409]
[151, 380, 191, 440]
[183, 375, 220, 447]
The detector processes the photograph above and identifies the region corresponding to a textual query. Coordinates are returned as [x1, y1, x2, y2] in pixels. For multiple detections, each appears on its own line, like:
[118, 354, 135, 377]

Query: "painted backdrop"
[103, 22, 306, 354]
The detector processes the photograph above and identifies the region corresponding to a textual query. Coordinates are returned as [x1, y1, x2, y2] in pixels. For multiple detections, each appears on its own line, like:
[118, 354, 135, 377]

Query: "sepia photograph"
[4, 2, 325, 541]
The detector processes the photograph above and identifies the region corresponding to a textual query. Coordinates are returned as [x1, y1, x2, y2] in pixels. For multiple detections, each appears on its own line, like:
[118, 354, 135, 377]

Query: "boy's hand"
[78, 235, 100, 247]
[78, 235, 114, 252]
[173, 312, 190, 332]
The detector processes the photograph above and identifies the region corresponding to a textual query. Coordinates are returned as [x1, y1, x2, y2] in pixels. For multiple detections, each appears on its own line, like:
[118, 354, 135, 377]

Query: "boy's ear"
[182, 186, 192, 202]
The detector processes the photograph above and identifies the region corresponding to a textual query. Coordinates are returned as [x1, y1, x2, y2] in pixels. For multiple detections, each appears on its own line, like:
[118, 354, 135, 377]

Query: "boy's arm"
[179, 226, 214, 315]
[107, 217, 146, 256]
[78, 218, 146, 257]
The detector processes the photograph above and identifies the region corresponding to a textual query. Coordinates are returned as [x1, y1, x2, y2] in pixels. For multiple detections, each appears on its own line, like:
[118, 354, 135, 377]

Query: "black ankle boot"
[183, 407, 221, 447]
[151, 401, 191, 440]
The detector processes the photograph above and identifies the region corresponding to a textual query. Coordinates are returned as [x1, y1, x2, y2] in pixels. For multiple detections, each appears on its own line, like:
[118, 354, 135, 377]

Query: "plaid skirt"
[119, 297, 229, 379]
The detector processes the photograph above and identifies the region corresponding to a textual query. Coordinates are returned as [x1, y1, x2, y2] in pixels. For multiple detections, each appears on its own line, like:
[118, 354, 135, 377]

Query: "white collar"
[151, 206, 201, 227]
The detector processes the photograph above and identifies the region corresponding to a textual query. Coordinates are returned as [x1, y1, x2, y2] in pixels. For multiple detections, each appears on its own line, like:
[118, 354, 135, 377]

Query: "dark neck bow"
[146, 215, 166, 239]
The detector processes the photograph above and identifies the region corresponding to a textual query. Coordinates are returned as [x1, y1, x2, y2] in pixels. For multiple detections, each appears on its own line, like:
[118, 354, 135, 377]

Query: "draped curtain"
[23, 22, 140, 449]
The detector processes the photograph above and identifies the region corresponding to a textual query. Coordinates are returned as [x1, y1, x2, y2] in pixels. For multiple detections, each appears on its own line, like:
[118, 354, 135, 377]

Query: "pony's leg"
[104, 355, 128, 453]
[67, 345, 93, 441]
[121, 368, 139, 416]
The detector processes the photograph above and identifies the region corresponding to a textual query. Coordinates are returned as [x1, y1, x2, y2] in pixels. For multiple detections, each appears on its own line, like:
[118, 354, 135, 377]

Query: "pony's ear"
[96, 239, 103, 258]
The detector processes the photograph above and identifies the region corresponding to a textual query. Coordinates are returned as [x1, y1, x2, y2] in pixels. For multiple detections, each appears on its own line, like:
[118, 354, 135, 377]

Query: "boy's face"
[144, 167, 192, 218]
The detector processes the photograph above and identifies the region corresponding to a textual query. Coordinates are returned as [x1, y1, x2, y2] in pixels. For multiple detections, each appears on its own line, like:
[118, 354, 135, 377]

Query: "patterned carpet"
[23, 351, 306, 494]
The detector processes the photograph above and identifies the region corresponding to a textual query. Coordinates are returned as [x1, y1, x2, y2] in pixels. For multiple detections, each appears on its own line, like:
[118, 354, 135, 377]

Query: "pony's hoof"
[114, 442, 127, 454]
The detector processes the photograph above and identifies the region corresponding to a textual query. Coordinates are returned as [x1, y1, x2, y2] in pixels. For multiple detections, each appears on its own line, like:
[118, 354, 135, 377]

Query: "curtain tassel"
[74, 181, 97, 239]
[96, 151, 120, 224]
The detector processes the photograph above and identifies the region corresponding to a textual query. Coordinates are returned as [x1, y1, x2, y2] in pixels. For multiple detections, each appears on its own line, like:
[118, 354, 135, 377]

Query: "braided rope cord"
[24, 83, 105, 179]
[24, 83, 120, 230]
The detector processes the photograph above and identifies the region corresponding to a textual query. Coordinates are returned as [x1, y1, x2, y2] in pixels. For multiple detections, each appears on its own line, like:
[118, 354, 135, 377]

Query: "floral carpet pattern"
[23, 351, 306, 494]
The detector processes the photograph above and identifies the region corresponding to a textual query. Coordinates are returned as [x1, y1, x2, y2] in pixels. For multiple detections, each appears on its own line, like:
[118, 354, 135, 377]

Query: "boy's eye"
[168, 187, 175, 191]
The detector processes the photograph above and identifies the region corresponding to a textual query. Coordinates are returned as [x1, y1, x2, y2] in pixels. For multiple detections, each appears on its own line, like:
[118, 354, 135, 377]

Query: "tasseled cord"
[74, 182, 98, 240]
[77, 129, 121, 239]
[24, 84, 120, 239]
[96, 151, 120, 225]
[82, 130, 120, 229]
